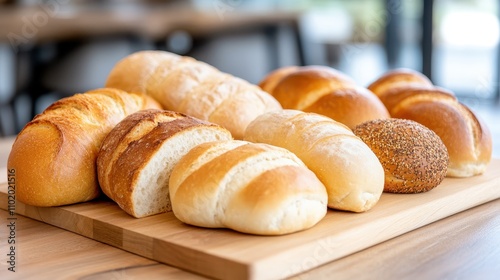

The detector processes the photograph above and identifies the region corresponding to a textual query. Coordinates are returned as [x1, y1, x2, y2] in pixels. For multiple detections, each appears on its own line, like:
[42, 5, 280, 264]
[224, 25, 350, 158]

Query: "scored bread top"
[367, 68, 493, 177]
[367, 68, 434, 97]
[169, 140, 328, 235]
[8, 88, 161, 207]
[106, 50, 282, 139]
[244, 110, 385, 212]
[259, 66, 389, 129]
[97, 109, 233, 218]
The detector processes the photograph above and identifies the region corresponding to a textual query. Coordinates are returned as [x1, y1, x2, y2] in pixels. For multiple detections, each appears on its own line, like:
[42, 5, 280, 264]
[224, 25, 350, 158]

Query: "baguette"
[106, 50, 282, 139]
[244, 110, 384, 212]
[97, 109, 233, 218]
[368, 69, 492, 177]
[169, 140, 328, 235]
[258, 66, 390, 129]
[7, 88, 162, 207]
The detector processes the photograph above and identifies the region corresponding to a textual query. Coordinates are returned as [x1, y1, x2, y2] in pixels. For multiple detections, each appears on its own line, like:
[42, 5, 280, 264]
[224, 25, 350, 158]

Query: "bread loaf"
[368, 69, 492, 177]
[169, 140, 328, 235]
[244, 110, 384, 212]
[106, 50, 282, 139]
[353, 119, 449, 193]
[97, 109, 233, 218]
[258, 66, 390, 129]
[7, 88, 162, 207]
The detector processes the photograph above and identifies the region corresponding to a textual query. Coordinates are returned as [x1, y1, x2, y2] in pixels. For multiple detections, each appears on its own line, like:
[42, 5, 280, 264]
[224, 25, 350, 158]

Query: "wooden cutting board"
[1, 160, 500, 280]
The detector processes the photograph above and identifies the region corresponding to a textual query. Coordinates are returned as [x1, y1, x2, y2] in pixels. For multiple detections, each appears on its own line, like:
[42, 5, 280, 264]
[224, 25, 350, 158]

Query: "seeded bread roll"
[97, 109, 233, 218]
[244, 110, 384, 212]
[367, 68, 492, 177]
[169, 140, 328, 235]
[258, 66, 390, 129]
[8, 88, 161, 207]
[106, 50, 282, 139]
[353, 118, 449, 193]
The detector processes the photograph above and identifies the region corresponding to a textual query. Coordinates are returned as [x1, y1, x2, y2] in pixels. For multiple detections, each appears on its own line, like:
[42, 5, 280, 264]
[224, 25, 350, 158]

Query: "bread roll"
[258, 66, 390, 129]
[353, 119, 449, 193]
[169, 140, 328, 235]
[97, 109, 233, 218]
[106, 50, 282, 139]
[367, 68, 434, 97]
[244, 110, 384, 212]
[367, 68, 492, 177]
[7, 88, 162, 207]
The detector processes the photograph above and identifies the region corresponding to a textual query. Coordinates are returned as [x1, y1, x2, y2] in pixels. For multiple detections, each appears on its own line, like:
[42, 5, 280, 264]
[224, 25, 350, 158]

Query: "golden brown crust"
[8, 89, 161, 207]
[379, 86, 456, 115]
[270, 66, 356, 110]
[392, 100, 492, 177]
[367, 68, 434, 97]
[170, 140, 328, 235]
[353, 118, 449, 193]
[106, 50, 281, 140]
[244, 110, 385, 212]
[258, 66, 299, 93]
[303, 86, 390, 129]
[368, 68, 493, 177]
[260, 66, 389, 129]
[97, 109, 233, 217]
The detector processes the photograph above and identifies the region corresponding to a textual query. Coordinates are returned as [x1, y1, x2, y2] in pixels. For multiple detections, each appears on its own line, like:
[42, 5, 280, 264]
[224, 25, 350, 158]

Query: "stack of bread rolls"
[106, 50, 282, 139]
[8, 88, 161, 207]
[368, 69, 492, 177]
[244, 110, 385, 212]
[258, 65, 390, 129]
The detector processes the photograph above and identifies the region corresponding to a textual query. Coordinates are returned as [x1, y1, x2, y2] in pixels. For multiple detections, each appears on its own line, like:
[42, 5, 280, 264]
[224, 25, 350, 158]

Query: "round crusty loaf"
[7, 88, 162, 207]
[367, 68, 492, 177]
[106, 50, 282, 139]
[97, 109, 233, 218]
[244, 109, 384, 212]
[169, 140, 328, 235]
[258, 66, 390, 129]
[353, 118, 449, 193]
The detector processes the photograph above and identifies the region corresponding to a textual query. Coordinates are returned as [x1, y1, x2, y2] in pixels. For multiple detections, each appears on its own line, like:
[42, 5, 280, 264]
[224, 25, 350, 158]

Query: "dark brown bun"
[353, 118, 449, 193]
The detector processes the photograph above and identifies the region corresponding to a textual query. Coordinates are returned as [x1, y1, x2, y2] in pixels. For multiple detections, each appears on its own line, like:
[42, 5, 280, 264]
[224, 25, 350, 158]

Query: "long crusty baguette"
[169, 140, 328, 235]
[7, 88, 162, 207]
[244, 110, 384, 212]
[259, 66, 390, 129]
[97, 109, 233, 218]
[106, 50, 282, 139]
[368, 68, 492, 177]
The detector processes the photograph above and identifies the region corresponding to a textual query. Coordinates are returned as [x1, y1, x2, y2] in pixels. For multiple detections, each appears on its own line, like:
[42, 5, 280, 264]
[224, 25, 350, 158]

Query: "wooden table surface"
[0, 4, 301, 43]
[1, 136, 499, 279]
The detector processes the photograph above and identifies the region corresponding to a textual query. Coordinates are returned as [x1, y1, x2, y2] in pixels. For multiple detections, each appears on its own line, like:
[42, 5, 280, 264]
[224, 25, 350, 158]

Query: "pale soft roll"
[8, 88, 162, 207]
[97, 109, 233, 218]
[367, 68, 492, 177]
[244, 109, 384, 212]
[258, 65, 389, 129]
[169, 140, 328, 235]
[106, 50, 282, 139]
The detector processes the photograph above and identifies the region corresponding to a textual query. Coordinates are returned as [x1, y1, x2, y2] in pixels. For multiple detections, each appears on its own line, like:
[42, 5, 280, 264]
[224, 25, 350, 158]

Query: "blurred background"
[0, 0, 499, 155]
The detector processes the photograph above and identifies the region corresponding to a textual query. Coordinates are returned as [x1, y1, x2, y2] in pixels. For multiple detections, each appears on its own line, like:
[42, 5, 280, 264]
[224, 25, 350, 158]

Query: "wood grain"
[0, 210, 204, 280]
[1, 159, 499, 280]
